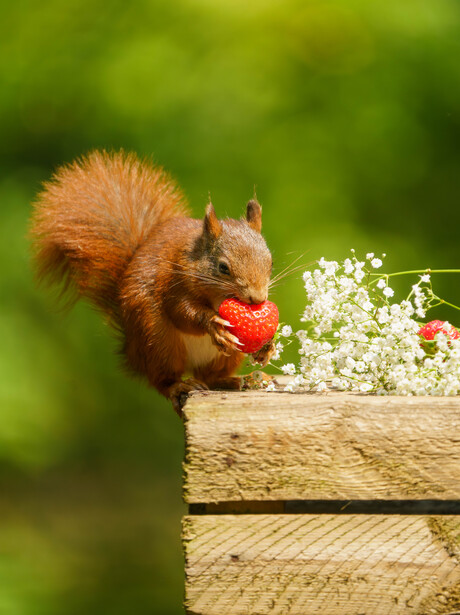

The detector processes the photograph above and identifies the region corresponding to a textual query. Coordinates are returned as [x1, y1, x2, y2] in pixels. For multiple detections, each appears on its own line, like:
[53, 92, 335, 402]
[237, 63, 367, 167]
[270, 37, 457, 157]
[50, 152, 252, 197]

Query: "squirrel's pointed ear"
[246, 199, 262, 233]
[203, 203, 222, 239]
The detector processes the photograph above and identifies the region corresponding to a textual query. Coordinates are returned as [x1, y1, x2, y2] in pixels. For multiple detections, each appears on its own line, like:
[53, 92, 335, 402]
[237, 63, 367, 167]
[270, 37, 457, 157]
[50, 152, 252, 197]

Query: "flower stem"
[437, 299, 460, 313]
[369, 268, 460, 286]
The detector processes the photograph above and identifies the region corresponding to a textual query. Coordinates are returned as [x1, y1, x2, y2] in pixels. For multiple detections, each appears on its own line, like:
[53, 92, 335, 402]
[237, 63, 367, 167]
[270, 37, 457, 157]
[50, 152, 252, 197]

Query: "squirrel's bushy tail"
[30, 150, 188, 321]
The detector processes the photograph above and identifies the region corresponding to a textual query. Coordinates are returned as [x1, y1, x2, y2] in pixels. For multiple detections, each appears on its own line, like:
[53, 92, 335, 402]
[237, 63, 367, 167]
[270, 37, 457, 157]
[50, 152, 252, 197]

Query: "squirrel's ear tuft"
[246, 199, 262, 233]
[203, 203, 222, 239]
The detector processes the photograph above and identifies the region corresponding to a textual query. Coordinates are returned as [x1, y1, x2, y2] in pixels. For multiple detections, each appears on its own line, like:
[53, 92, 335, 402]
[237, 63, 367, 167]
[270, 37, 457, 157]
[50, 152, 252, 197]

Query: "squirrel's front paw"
[208, 315, 243, 355]
[250, 339, 276, 368]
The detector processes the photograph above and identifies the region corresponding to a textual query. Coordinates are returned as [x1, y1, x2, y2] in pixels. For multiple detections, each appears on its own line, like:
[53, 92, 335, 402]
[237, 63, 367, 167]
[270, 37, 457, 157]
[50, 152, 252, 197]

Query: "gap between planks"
[189, 499, 460, 515]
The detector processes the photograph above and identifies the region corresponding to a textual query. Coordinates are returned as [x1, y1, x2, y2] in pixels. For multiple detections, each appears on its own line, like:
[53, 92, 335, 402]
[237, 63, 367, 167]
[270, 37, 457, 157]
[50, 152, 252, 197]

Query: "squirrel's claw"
[212, 315, 234, 328]
[209, 315, 242, 354]
[250, 339, 276, 368]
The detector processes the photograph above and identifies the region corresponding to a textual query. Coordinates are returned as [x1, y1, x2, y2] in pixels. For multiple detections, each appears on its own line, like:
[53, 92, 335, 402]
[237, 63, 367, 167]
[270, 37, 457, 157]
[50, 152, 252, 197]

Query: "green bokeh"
[2, 1, 460, 612]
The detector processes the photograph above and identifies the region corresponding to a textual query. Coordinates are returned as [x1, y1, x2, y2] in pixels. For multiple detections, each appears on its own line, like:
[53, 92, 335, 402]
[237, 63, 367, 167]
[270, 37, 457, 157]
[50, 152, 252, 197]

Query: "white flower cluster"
[278, 253, 460, 396]
[269, 324, 292, 363]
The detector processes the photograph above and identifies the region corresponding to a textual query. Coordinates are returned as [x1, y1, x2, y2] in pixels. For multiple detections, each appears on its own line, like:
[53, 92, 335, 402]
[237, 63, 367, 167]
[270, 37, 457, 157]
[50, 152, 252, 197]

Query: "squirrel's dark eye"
[218, 262, 230, 275]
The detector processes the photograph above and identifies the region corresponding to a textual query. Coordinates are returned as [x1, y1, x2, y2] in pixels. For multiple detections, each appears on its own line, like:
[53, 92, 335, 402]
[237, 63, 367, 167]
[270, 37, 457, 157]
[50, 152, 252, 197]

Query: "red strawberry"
[218, 298, 279, 354]
[418, 320, 460, 341]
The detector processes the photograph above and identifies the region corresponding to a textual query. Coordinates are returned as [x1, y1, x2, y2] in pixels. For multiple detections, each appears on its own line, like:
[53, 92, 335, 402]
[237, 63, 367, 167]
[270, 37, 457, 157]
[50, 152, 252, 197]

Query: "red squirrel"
[30, 150, 275, 414]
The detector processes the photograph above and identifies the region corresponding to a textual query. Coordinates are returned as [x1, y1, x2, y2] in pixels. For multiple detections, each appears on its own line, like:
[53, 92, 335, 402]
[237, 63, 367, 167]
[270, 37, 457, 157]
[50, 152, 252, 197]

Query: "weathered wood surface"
[184, 390, 460, 503]
[184, 513, 460, 615]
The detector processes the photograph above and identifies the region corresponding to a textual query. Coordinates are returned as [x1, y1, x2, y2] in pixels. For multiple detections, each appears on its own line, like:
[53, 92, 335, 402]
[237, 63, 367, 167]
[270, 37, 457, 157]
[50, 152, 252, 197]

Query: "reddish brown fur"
[31, 150, 187, 322]
[119, 216, 247, 400]
[30, 150, 274, 414]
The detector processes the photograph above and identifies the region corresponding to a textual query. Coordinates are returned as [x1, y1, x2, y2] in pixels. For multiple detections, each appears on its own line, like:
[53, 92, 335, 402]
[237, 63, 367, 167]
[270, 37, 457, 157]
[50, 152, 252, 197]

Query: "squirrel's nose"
[248, 291, 268, 305]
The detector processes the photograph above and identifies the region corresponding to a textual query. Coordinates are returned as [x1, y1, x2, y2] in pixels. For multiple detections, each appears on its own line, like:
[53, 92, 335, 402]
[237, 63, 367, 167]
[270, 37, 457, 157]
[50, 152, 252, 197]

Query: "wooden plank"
[183, 390, 460, 503]
[183, 513, 460, 615]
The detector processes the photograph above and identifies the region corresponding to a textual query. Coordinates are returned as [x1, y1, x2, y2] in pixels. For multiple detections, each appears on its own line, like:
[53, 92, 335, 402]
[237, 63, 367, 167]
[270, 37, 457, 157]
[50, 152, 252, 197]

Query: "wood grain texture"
[183, 514, 460, 615]
[183, 390, 460, 503]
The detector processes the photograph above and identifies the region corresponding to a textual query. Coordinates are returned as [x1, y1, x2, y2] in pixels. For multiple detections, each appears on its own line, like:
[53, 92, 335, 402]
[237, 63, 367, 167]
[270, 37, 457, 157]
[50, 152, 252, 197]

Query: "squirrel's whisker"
[269, 264, 308, 287]
[270, 253, 307, 285]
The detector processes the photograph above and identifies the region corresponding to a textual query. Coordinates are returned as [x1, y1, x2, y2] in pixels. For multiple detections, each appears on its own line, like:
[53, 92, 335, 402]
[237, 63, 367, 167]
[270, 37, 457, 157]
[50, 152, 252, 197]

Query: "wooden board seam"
[189, 499, 460, 515]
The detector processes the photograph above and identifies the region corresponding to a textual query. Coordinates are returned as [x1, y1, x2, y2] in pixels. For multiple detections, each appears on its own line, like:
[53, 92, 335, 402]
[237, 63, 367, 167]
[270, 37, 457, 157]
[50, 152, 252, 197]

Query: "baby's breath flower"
[271, 341, 284, 361]
[280, 325, 292, 337]
[281, 363, 296, 375]
[319, 258, 338, 276]
[265, 382, 276, 392]
[271, 251, 460, 396]
[383, 287, 394, 298]
[362, 300, 374, 312]
[435, 332, 449, 352]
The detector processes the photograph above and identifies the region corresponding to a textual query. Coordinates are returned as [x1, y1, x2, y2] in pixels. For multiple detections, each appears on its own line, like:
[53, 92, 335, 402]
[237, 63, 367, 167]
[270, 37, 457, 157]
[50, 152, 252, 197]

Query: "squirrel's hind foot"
[168, 378, 208, 417]
[204, 373, 277, 391]
[205, 376, 243, 391]
[242, 371, 277, 390]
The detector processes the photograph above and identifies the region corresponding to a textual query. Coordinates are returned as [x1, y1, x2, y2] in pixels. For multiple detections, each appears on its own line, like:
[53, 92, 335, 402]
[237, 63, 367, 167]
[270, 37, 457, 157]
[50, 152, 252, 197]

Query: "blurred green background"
[2, 0, 460, 613]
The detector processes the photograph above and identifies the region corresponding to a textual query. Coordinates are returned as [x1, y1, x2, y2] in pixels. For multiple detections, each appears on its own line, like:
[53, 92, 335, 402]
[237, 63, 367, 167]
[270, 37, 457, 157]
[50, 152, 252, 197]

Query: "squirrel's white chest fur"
[182, 333, 220, 370]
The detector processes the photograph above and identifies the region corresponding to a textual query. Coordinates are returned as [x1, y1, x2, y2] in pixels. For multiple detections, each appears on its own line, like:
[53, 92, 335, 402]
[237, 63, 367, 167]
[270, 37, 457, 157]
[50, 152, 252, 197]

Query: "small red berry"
[218, 298, 279, 354]
[418, 320, 460, 341]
